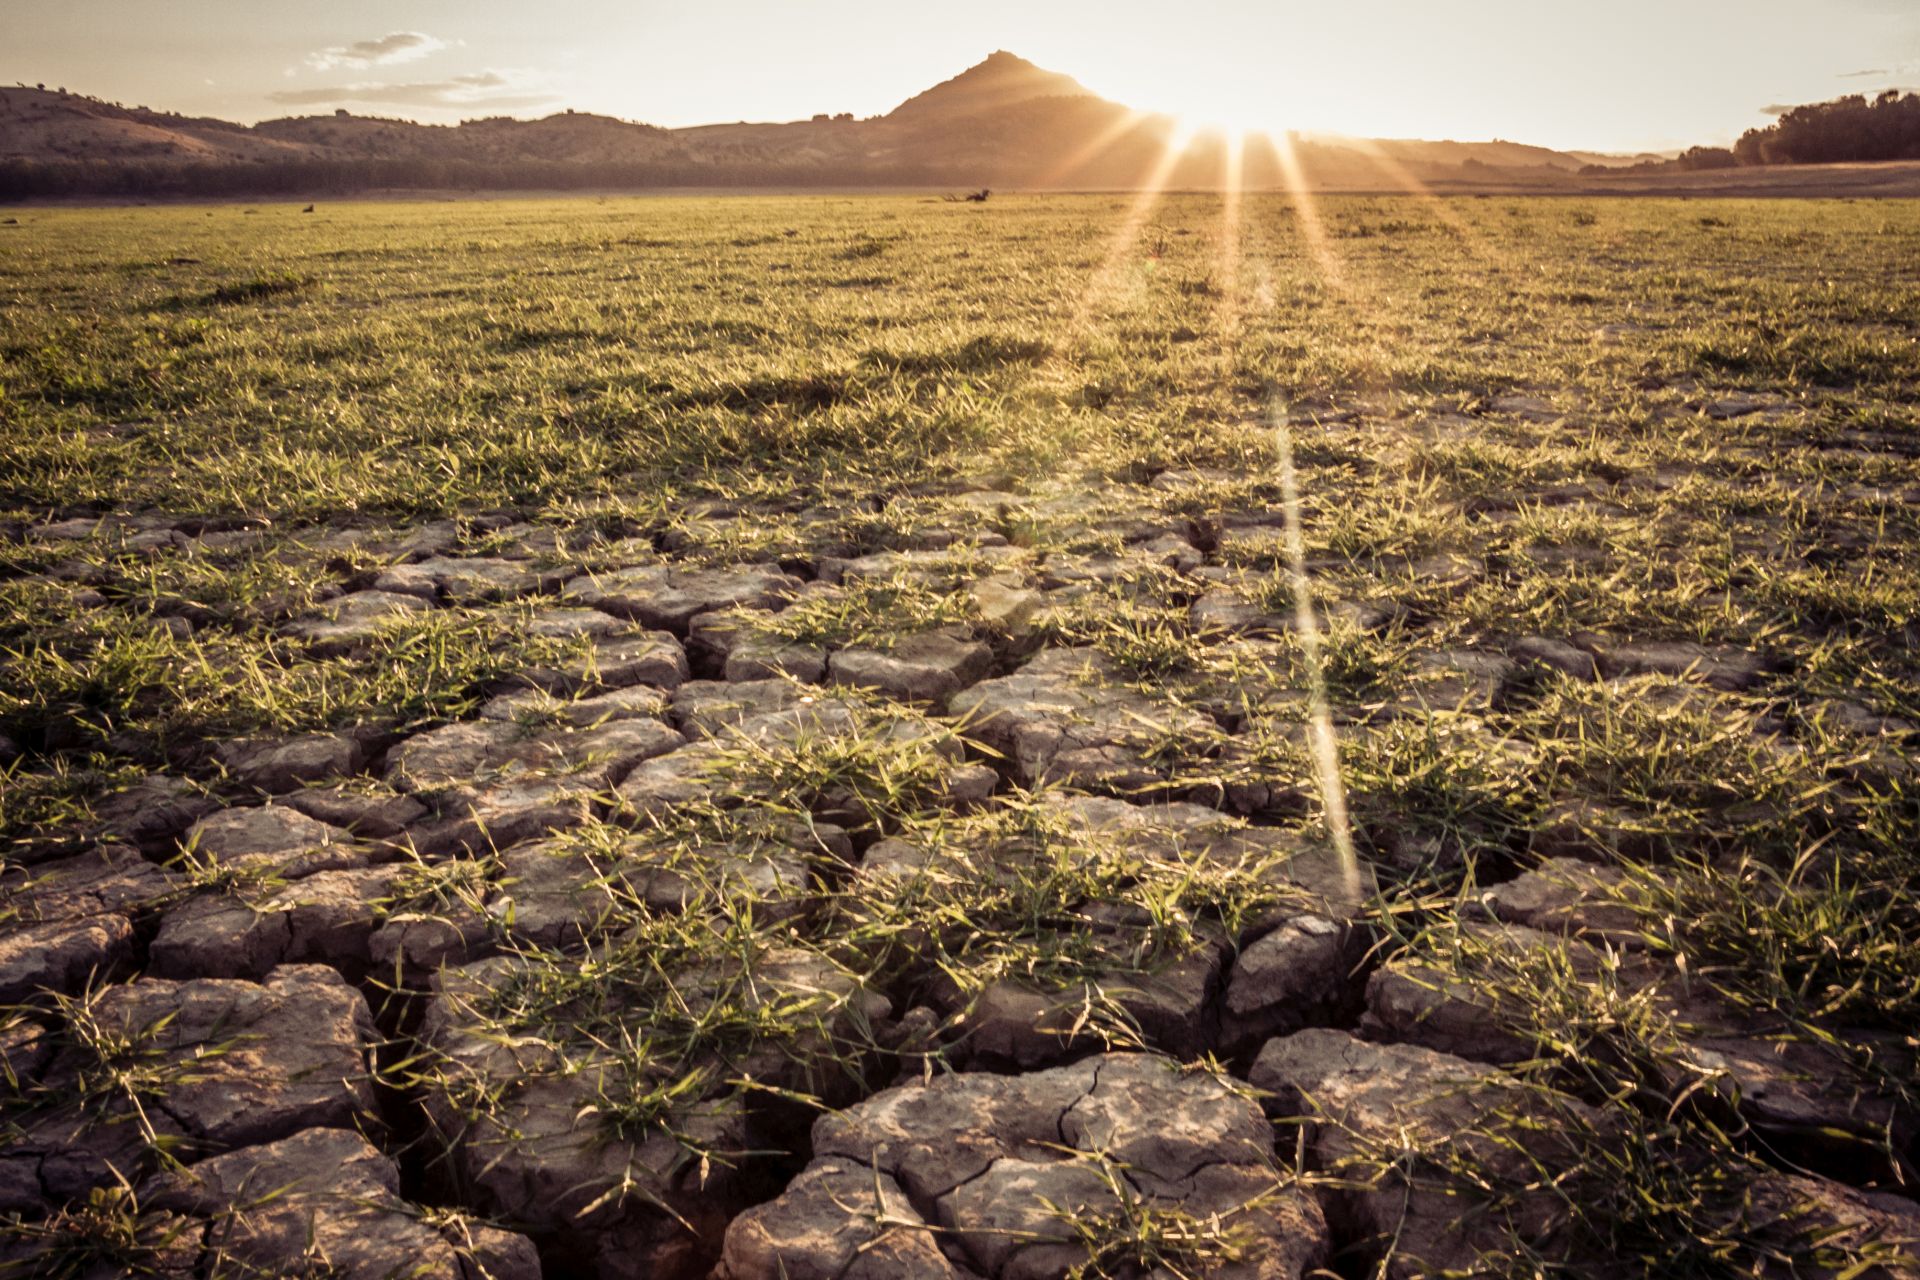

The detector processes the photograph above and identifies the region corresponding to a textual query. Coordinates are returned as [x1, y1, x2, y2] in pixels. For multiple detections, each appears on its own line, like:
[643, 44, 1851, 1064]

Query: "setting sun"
[1111, 78, 1296, 140]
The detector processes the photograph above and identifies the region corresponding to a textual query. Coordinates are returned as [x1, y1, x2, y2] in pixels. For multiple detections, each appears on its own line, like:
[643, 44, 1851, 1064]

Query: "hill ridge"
[0, 53, 1654, 197]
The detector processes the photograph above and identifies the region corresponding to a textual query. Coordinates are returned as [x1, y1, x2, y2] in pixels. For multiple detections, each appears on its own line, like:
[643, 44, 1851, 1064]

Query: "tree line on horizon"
[1598, 90, 1920, 174]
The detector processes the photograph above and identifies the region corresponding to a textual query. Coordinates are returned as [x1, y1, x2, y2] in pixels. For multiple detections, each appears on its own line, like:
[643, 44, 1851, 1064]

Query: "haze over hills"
[0, 50, 1680, 199]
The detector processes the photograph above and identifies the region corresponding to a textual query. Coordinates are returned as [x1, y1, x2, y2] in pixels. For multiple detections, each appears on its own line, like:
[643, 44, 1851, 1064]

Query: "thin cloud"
[267, 71, 558, 111]
[308, 32, 446, 72]
[1842, 56, 1920, 81]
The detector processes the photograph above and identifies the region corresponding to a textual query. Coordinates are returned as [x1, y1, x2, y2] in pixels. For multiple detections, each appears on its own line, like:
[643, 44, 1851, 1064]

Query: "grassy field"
[2, 193, 1917, 1277]
[5, 194, 1917, 728]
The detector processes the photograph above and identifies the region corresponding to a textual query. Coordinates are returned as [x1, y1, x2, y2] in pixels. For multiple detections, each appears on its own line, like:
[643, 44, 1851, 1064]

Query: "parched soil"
[5, 467, 1916, 1278]
[1, 194, 1917, 1278]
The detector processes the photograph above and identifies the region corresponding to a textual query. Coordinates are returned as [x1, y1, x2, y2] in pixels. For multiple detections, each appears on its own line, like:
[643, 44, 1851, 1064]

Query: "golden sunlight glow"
[1215, 130, 1243, 315]
[1260, 132, 1345, 290]
[26, 1, 1893, 154]
[1113, 75, 1301, 143]
[1035, 109, 1156, 188]
[1014, 82, 1371, 896]
[1055, 121, 1197, 341]
[1337, 135, 1480, 240]
[1267, 397, 1364, 904]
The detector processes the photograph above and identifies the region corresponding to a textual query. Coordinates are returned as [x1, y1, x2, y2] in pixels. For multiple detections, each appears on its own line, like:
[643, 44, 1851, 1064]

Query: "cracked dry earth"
[3, 428, 1919, 1279]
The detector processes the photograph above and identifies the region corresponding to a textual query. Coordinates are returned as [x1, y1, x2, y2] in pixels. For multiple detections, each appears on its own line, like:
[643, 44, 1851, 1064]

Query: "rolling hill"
[0, 52, 1653, 198]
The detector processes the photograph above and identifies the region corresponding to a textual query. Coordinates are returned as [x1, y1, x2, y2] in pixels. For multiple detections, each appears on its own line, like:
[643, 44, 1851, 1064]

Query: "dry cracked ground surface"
[3, 452, 1917, 1279]
[1, 196, 1918, 1279]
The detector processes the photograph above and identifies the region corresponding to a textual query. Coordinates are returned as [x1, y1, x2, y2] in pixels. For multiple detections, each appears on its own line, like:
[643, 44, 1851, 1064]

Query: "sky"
[6, 0, 1918, 152]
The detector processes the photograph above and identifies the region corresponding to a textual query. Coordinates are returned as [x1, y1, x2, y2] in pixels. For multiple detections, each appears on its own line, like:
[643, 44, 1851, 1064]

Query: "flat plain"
[1, 193, 1917, 1278]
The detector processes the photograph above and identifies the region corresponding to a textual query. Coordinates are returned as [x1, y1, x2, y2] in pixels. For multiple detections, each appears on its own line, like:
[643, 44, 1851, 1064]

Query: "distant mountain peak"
[887, 50, 1098, 120]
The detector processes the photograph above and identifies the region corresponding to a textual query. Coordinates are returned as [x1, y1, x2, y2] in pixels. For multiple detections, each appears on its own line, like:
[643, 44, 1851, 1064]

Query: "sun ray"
[1224, 137, 1372, 901]
[994, 116, 1206, 470]
[996, 110, 1367, 897]
[1213, 266, 1365, 903]
[1333, 134, 1512, 261]
[1033, 108, 1158, 189]
[1210, 129, 1246, 388]
[1259, 131, 1348, 294]
[1266, 396, 1363, 900]
[1055, 120, 1198, 343]
[1237, 253, 1366, 902]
